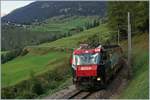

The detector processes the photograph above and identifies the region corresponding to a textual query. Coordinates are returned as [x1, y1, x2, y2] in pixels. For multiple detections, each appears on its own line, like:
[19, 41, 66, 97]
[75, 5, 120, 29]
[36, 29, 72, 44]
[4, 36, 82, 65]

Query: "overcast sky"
[1, 1, 35, 17]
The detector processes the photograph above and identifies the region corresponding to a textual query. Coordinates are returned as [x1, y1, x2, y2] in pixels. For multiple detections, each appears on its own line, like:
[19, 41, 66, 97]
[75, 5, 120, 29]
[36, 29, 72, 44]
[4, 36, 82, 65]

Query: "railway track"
[66, 90, 93, 99]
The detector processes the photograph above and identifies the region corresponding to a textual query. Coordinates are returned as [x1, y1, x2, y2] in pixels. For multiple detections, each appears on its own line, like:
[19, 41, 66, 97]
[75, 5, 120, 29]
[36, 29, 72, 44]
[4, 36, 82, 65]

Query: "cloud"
[1, 1, 34, 17]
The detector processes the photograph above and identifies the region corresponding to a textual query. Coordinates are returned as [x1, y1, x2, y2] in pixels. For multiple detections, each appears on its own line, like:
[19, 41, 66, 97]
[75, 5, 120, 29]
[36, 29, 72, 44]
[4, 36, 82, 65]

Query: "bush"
[32, 81, 44, 95]
[79, 33, 100, 48]
[20, 49, 29, 56]
[16, 91, 37, 99]
[1, 88, 15, 99]
[1, 49, 22, 64]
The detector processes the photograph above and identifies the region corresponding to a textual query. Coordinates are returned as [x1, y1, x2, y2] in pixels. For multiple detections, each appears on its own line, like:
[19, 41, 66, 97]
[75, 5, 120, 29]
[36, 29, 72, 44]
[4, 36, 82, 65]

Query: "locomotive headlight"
[97, 77, 101, 81]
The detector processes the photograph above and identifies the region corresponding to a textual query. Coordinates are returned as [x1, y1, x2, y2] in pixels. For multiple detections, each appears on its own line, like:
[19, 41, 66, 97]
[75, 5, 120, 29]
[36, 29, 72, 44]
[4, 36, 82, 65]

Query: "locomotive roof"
[73, 44, 121, 55]
[73, 47, 101, 55]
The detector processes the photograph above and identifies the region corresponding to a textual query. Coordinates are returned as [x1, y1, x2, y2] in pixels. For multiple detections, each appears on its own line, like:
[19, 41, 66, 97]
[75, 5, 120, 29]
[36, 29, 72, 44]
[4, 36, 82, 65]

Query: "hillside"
[2, 51, 68, 87]
[2, 1, 106, 24]
[2, 21, 148, 98]
[119, 33, 149, 99]
[2, 24, 111, 98]
[28, 16, 100, 33]
[2, 16, 99, 51]
[2, 24, 109, 88]
[40, 24, 111, 48]
[1, 1, 148, 99]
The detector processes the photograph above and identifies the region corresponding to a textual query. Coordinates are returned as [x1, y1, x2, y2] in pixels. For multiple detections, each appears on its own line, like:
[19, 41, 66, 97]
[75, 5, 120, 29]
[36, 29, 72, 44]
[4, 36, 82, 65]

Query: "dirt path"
[44, 60, 129, 99]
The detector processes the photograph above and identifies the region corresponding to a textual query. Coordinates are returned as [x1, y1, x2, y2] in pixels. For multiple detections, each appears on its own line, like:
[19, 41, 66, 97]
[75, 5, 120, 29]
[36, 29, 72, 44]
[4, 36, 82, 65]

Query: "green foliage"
[1, 49, 23, 64]
[85, 19, 100, 29]
[107, 1, 149, 36]
[20, 49, 29, 56]
[84, 33, 100, 48]
[119, 33, 149, 99]
[16, 91, 37, 99]
[32, 79, 44, 95]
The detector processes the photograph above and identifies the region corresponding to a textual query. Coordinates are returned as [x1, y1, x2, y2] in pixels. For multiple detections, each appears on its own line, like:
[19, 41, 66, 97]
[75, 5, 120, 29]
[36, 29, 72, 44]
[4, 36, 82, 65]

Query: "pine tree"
[107, 1, 148, 36]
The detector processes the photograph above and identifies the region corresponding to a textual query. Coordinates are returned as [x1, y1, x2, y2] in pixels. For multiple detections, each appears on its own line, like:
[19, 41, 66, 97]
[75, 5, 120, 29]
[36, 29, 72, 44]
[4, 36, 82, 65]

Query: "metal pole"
[128, 12, 132, 78]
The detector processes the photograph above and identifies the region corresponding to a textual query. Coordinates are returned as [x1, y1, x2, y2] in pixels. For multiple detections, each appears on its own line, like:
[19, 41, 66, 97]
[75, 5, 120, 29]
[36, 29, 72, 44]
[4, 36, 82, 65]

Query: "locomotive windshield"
[73, 53, 100, 65]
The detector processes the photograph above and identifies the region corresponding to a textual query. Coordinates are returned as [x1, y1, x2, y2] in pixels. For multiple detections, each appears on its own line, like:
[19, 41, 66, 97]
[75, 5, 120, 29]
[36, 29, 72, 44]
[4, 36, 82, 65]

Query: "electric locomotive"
[70, 44, 123, 89]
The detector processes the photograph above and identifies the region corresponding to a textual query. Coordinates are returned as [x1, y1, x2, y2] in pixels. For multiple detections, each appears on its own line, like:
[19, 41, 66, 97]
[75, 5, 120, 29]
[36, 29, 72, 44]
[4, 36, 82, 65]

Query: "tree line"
[2, 19, 100, 51]
[1, 25, 69, 51]
[107, 1, 149, 38]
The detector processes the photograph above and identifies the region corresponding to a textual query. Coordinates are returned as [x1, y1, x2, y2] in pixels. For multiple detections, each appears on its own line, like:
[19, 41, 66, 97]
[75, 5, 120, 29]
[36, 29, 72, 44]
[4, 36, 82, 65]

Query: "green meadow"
[40, 24, 111, 48]
[29, 16, 99, 33]
[2, 51, 68, 87]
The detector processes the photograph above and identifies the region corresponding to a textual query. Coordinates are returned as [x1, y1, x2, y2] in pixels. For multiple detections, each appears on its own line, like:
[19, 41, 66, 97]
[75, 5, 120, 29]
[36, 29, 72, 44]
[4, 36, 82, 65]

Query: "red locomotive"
[70, 44, 123, 89]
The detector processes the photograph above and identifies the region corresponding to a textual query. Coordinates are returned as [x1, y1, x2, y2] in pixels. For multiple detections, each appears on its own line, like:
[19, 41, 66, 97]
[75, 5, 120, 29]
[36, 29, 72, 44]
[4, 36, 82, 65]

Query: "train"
[70, 44, 124, 90]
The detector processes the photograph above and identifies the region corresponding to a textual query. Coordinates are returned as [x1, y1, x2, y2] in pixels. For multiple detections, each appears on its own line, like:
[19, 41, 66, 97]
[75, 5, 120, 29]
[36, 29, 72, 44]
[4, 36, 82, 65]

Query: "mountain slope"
[2, 16, 98, 50]
[1, 23, 149, 99]
[2, 24, 110, 87]
[2, 1, 106, 24]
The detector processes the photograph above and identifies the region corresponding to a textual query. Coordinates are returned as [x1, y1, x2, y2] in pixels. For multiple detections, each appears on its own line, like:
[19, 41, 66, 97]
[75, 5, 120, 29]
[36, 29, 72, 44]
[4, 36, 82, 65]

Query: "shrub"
[20, 49, 29, 56]
[16, 91, 37, 99]
[1, 49, 23, 63]
[32, 81, 44, 95]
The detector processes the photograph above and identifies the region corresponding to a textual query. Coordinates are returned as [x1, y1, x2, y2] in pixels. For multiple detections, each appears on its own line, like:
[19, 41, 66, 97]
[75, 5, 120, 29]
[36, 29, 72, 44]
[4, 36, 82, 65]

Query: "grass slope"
[41, 24, 111, 48]
[29, 16, 99, 33]
[119, 33, 149, 99]
[2, 51, 68, 87]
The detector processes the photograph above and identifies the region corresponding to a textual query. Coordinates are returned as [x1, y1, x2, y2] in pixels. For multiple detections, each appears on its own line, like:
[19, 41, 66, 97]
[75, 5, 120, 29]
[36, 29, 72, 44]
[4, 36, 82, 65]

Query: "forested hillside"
[107, 1, 149, 98]
[107, 1, 149, 37]
[2, 1, 106, 51]
[2, 16, 100, 51]
[2, 1, 106, 24]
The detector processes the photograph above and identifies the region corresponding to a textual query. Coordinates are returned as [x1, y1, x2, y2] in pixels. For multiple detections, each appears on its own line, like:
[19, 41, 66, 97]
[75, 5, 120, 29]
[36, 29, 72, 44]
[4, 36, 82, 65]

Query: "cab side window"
[100, 51, 107, 65]
[103, 51, 107, 60]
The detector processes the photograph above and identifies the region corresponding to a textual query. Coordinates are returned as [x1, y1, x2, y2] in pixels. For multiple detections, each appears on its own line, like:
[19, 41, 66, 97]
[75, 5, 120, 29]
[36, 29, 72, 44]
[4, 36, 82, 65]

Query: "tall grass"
[119, 33, 149, 99]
